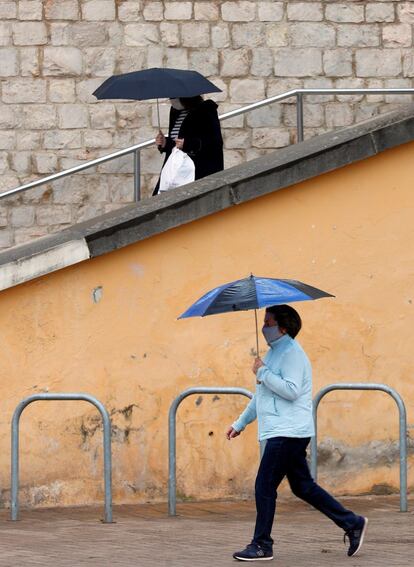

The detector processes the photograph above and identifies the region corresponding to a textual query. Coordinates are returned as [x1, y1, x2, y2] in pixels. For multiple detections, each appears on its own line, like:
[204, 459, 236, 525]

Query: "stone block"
[11, 206, 35, 227]
[274, 48, 322, 77]
[164, 48, 188, 69]
[384, 78, 414, 102]
[160, 22, 180, 46]
[43, 130, 82, 149]
[125, 23, 159, 46]
[265, 23, 288, 47]
[366, 3, 395, 23]
[108, 21, 124, 47]
[220, 49, 250, 77]
[13, 227, 50, 245]
[118, 2, 141, 21]
[0, 23, 11, 46]
[43, 47, 83, 76]
[143, 2, 163, 21]
[22, 104, 57, 129]
[2, 78, 46, 103]
[50, 23, 70, 46]
[246, 104, 282, 128]
[12, 22, 47, 45]
[117, 47, 146, 73]
[69, 23, 107, 47]
[16, 131, 41, 149]
[82, 0, 116, 21]
[194, 2, 220, 21]
[335, 78, 365, 102]
[20, 47, 40, 77]
[323, 49, 352, 77]
[229, 78, 265, 103]
[11, 151, 31, 172]
[0, 152, 9, 175]
[89, 104, 116, 129]
[223, 129, 251, 149]
[84, 130, 113, 148]
[252, 127, 290, 148]
[36, 205, 72, 226]
[223, 149, 244, 168]
[337, 25, 380, 47]
[147, 45, 163, 67]
[97, 154, 134, 174]
[34, 153, 59, 174]
[181, 23, 210, 48]
[0, 205, 8, 226]
[356, 49, 402, 77]
[398, 2, 414, 24]
[251, 48, 273, 77]
[0, 2, 16, 19]
[232, 23, 264, 48]
[287, 2, 323, 22]
[58, 105, 89, 129]
[19, 1, 43, 20]
[189, 50, 219, 76]
[109, 176, 135, 203]
[0, 229, 13, 249]
[365, 78, 384, 102]
[75, 78, 103, 103]
[266, 78, 303, 100]
[48, 79, 76, 103]
[283, 103, 324, 128]
[383, 24, 412, 48]
[258, 1, 283, 21]
[218, 103, 245, 128]
[212, 24, 231, 48]
[290, 23, 336, 47]
[0, 104, 16, 128]
[84, 47, 116, 76]
[0, 48, 18, 76]
[164, 1, 192, 20]
[221, 1, 256, 22]
[45, 0, 79, 20]
[325, 103, 353, 128]
[355, 104, 380, 122]
[325, 3, 364, 23]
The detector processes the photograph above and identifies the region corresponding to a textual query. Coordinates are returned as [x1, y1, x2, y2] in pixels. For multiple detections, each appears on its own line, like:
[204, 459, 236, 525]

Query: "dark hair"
[179, 95, 203, 109]
[265, 304, 302, 338]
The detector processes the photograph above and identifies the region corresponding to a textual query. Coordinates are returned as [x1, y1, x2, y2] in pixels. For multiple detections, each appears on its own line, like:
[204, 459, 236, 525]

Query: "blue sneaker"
[344, 517, 368, 557]
[233, 543, 273, 561]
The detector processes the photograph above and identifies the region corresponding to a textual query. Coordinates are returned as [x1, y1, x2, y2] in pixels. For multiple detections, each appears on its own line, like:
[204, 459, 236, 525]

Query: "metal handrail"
[310, 383, 408, 512]
[11, 393, 113, 523]
[168, 386, 253, 516]
[2, 88, 414, 202]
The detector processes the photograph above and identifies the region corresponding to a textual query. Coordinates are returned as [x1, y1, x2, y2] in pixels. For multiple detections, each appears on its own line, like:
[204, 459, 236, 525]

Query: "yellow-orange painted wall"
[0, 142, 413, 508]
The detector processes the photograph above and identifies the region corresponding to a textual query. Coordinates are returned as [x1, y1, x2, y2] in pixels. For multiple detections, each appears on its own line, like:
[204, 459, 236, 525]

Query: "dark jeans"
[252, 436, 360, 551]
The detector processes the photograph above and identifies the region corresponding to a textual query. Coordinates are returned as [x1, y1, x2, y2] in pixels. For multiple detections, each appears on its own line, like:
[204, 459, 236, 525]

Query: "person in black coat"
[153, 96, 224, 195]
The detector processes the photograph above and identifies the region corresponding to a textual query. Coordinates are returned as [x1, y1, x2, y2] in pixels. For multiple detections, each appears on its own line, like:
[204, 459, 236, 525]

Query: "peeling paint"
[92, 286, 103, 303]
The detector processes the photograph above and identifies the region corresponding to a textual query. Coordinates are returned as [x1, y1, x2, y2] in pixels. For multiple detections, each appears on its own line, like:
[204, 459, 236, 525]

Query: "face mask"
[170, 98, 185, 110]
[262, 324, 284, 345]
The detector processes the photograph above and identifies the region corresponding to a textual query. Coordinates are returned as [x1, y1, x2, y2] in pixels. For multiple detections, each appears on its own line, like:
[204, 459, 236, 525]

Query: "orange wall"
[0, 142, 413, 508]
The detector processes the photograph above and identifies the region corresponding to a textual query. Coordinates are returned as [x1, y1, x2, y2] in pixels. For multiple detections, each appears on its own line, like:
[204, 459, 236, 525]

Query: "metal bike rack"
[168, 387, 253, 516]
[310, 383, 408, 512]
[11, 393, 113, 523]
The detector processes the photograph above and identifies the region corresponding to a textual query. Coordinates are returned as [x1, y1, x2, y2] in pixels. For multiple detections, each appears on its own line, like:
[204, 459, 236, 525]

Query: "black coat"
[153, 99, 223, 195]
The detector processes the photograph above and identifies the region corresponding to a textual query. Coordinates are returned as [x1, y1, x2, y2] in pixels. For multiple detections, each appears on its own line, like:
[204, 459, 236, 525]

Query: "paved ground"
[0, 495, 412, 566]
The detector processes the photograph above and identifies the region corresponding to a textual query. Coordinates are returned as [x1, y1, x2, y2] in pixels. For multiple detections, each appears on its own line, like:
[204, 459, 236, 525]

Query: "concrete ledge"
[1, 104, 414, 290]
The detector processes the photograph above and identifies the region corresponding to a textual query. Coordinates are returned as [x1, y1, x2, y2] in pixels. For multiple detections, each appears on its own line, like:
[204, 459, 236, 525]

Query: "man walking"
[227, 305, 367, 562]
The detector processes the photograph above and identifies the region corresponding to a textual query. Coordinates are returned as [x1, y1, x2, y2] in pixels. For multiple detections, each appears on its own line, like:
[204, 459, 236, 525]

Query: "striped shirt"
[170, 110, 189, 140]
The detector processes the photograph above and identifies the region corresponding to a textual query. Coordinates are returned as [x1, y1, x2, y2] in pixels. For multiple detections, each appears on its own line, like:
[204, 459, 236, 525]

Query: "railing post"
[310, 383, 408, 512]
[168, 387, 253, 516]
[296, 93, 304, 143]
[133, 149, 141, 201]
[10, 393, 113, 523]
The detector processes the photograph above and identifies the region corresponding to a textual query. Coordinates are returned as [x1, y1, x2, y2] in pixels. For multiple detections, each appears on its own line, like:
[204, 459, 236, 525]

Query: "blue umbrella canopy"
[178, 275, 334, 355]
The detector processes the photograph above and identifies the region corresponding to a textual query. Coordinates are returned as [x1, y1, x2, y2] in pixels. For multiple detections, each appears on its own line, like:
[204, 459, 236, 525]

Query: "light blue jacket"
[232, 334, 315, 441]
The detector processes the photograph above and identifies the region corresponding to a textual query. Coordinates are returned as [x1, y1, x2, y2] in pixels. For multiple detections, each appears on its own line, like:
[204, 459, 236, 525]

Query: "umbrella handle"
[254, 309, 259, 357]
[156, 98, 161, 131]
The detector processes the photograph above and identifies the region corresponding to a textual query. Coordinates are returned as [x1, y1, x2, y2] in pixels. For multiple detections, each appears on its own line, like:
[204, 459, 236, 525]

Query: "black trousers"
[252, 436, 360, 551]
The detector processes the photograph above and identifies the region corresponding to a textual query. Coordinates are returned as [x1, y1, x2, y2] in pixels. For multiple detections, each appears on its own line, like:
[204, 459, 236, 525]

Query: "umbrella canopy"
[178, 275, 334, 354]
[93, 68, 222, 101]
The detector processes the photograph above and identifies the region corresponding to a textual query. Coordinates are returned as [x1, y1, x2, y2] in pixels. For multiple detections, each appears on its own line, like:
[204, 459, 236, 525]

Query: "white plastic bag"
[159, 147, 195, 193]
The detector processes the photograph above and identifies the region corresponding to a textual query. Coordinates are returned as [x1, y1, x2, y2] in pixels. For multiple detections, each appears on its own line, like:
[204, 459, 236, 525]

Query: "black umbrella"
[93, 67, 222, 129]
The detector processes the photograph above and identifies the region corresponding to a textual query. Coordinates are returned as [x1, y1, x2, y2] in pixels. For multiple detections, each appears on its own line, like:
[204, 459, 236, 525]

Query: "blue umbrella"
[93, 67, 222, 129]
[179, 275, 334, 354]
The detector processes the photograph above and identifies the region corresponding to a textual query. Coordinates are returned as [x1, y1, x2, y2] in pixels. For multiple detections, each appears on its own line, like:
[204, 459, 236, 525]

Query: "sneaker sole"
[233, 557, 274, 562]
[349, 517, 368, 557]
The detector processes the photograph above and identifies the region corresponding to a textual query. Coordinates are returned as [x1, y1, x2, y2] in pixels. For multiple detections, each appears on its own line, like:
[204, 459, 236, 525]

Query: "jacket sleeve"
[256, 349, 304, 401]
[158, 136, 175, 154]
[182, 110, 222, 156]
[232, 395, 257, 432]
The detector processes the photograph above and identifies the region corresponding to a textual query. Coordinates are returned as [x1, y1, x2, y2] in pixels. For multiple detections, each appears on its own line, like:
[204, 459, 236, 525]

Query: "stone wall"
[1, 0, 414, 250]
